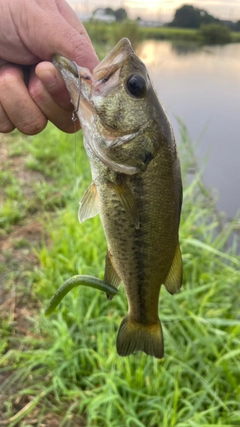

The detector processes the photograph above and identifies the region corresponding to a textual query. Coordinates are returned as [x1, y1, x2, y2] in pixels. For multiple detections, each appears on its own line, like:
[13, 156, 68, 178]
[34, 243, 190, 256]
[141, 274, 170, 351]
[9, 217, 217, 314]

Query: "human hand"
[0, 0, 99, 134]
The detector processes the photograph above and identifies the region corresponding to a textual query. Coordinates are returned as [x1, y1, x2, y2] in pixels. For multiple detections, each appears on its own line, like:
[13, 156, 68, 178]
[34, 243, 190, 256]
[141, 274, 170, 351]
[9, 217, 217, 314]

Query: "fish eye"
[126, 75, 147, 98]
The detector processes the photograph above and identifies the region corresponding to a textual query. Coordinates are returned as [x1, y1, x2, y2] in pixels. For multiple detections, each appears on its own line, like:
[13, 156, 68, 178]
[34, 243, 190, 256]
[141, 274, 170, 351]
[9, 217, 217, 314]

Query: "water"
[138, 40, 240, 219]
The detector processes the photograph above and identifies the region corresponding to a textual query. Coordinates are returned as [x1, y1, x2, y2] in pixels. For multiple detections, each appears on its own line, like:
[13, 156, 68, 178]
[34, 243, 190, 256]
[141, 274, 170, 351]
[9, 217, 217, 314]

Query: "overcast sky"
[68, 0, 240, 22]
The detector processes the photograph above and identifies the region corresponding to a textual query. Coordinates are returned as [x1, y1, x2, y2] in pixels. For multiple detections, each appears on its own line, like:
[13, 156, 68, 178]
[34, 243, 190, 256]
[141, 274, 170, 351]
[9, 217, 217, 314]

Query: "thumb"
[20, 0, 99, 72]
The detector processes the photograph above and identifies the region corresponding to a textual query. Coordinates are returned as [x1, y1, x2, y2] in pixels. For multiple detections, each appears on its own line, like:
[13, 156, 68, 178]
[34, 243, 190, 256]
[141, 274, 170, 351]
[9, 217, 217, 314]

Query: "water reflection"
[138, 40, 240, 218]
[170, 41, 202, 55]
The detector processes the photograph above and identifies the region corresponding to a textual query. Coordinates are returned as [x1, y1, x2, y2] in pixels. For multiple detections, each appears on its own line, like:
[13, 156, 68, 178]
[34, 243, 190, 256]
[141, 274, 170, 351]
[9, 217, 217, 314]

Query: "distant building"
[78, 13, 91, 23]
[137, 18, 164, 27]
[92, 8, 116, 24]
[219, 19, 236, 30]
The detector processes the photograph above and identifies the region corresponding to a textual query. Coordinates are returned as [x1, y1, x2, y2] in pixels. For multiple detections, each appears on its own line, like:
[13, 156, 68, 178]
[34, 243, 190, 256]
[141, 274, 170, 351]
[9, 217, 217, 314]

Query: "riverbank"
[1, 124, 240, 425]
[85, 21, 240, 47]
[141, 25, 240, 43]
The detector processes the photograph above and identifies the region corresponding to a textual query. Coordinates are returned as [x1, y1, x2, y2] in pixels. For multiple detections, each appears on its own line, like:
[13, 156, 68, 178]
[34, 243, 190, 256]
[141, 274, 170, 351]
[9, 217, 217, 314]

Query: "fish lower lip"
[52, 55, 79, 78]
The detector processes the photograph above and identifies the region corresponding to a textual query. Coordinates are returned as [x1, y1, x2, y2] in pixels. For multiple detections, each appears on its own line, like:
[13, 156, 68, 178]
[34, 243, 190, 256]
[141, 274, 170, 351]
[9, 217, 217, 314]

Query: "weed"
[0, 124, 239, 426]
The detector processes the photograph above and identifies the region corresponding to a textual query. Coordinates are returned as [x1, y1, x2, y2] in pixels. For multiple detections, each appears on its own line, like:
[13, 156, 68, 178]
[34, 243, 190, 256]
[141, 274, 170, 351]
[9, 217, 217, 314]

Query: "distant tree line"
[92, 4, 240, 44]
[169, 4, 240, 31]
[93, 7, 128, 22]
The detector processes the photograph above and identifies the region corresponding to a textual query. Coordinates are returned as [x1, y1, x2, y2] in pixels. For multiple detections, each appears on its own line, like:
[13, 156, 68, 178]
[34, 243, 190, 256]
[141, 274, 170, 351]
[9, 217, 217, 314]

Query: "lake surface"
[138, 40, 240, 219]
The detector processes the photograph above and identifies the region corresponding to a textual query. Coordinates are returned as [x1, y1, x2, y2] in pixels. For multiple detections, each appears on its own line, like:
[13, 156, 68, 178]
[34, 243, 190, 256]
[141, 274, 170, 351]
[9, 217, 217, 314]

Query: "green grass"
[84, 21, 240, 48]
[141, 26, 240, 44]
[0, 124, 240, 426]
[231, 31, 240, 43]
[139, 26, 200, 42]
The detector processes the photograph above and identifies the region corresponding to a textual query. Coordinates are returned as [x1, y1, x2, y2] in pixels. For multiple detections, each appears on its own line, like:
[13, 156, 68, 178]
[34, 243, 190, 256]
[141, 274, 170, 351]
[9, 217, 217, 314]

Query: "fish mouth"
[52, 54, 93, 108]
[93, 38, 134, 81]
[53, 38, 134, 84]
[52, 38, 136, 130]
[52, 40, 141, 175]
[52, 55, 92, 85]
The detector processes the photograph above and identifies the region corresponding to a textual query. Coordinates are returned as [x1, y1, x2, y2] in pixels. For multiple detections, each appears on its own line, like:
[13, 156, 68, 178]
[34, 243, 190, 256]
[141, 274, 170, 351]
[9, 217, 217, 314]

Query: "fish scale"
[53, 37, 183, 358]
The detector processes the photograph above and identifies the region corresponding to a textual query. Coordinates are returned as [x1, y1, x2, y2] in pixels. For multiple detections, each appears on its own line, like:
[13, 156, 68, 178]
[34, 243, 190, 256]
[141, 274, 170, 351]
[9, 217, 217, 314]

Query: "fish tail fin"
[116, 316, 164, 359]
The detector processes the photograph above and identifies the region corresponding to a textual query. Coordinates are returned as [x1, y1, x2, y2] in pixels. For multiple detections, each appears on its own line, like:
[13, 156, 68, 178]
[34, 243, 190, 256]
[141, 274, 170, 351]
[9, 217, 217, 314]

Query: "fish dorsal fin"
[164, 243, 183, 295]
[111, 178, 140, 229]
[78, 182, 99, 223]
[104, 250, 121, 299]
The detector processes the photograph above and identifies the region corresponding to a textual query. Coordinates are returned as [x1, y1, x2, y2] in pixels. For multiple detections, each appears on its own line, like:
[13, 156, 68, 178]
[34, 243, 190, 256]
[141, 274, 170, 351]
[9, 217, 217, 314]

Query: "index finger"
[20, 0, 99, 71]
[55, 0, 99, 70]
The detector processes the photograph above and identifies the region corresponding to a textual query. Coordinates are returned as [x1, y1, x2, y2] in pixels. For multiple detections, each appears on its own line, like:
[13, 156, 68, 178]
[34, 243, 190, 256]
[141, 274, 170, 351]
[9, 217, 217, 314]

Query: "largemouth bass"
[53, 38, 183, 359]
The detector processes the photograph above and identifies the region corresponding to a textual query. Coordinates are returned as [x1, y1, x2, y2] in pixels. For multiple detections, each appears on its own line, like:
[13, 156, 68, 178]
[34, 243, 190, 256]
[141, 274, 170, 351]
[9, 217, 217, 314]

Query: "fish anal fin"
[104, 250, 121, 300]
[164, 243, 183, 295]
[78, 182, 99, 223]
[111, 178, 140, 229]
[117, 316, 164, 359]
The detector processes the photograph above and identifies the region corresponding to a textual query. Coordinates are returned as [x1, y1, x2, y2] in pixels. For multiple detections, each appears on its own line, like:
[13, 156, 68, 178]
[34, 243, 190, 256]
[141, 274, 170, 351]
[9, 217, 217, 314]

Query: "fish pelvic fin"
[104, 250, 121, 300]
[116, 316, 164, 359]
[78, 182, 99, 223]
[164, 243, 183, 295]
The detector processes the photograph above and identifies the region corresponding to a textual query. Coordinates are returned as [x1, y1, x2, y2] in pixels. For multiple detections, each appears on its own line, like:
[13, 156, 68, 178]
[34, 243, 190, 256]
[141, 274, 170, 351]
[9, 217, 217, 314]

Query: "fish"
[52, 38, 183, 359]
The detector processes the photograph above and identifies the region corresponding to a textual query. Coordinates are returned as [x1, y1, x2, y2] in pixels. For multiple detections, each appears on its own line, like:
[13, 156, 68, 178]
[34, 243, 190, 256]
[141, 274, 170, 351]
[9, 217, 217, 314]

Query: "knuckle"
[64, 33, 92, 64]
[28, 80, 46, 104]
[0, 121, 15, 133]
[0, 65, 48, 135]
[0, 67, 20, 88]
[0, 105, 15, 133]
[18, 115, 47, 135]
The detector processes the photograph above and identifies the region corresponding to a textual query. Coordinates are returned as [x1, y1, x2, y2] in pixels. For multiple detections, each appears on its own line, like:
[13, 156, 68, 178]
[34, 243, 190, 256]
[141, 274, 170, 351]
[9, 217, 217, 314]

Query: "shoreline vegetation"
[86, 4, 240, 48]
[1, 120, 240, 425]
[85, 21, 240, 52]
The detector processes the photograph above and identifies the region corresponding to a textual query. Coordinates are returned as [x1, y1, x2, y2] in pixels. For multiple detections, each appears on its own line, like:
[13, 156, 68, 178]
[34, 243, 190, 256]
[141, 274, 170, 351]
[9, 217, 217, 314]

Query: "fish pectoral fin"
[164, 243, 183, 295]
[78, 182, 99, 223]
[111, 179, 140, 229]
[104, 250, 121, 300]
